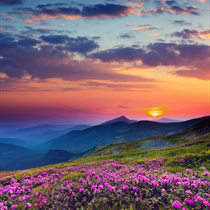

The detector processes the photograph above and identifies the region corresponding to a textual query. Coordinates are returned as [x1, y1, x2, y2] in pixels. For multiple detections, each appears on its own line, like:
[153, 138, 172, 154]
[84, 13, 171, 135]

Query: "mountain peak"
[101, 115, 137, 125]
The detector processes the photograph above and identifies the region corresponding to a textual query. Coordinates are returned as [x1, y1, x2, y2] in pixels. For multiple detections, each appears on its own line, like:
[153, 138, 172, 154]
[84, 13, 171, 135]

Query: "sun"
[147, 107, 164, 118]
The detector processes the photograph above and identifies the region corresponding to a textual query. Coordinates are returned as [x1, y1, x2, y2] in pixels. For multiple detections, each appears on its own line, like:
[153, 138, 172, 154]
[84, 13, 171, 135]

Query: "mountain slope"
[155, 118, 181, 123]
[18, 124, 91, 143]
[3, 124, 76, 139]
[0, 143, 42, 164]
[40, 116, 209, 153]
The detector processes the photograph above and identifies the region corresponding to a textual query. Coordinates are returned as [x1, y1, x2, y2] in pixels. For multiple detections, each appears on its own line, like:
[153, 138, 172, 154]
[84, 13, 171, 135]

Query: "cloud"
[15, 4, 136, 23]
[170, 29, 210, 40]
[195, 0, 207, 3]
[81, 81, 158, 91]
[22, 27, 72, 35]
[18, 37, 41, 46]
[149, 34, 160, 36]
[88, 47, 146, 62]
[88, 43, 210, 80]
[118, 33, 135, 38]
[171, 20, 192, 25]
[40, 35, 100, 54]
[0, 33, 156, 85]
[40, 35, 71, 44]
[125, 23, 151, 27]
[23, 17, 45, 25]
[132, 26, 158, 31]
[137, 4, 200, 16]
[169, 61, 209, 80]
[0, 0, 23, 5]
[126, 2, 146, 8]
[169, 5, 199, 15]
[154, 1, 178, 6]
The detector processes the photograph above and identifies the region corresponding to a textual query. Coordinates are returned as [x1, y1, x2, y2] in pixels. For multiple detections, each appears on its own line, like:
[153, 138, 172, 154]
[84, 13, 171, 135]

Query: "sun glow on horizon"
[147, 107, 164, 118]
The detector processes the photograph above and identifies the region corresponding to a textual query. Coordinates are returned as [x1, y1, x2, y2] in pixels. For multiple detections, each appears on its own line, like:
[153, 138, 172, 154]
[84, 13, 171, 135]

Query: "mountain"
[101, 115, 137, 125]
[42, 149, 82, 163]
[3, 124, 76, 139]
[40, 116, 209, 153]
[0, 138, 38, 148]
[0, 143, 42, 165]
[1, 116, 209, 171]
[164, 116, 210, 143]
[16, 124, 91, 143]
[155, 118, 181, 123]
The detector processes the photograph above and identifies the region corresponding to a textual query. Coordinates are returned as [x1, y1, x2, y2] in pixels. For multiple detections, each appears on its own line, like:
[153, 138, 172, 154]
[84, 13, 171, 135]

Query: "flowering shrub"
[166, 150, 210, 168]
[0, 158, 209, 209]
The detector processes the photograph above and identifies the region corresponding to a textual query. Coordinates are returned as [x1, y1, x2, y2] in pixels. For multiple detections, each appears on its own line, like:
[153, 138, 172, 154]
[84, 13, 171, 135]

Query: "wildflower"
[173, 200, 182, 209]
[161, 189, 165, 194]
[25, 203, 31, 208]
[186, 190, 192, 195]
[204, 171, 210, 176]
[117, 189, 122, 193]
[205, 193, 210, 198]
[40, 199, 46, 205]
[11, 206, 17, 210]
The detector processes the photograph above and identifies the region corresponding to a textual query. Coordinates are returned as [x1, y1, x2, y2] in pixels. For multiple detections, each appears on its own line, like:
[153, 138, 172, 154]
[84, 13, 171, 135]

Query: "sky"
[0, 0, 209, 125]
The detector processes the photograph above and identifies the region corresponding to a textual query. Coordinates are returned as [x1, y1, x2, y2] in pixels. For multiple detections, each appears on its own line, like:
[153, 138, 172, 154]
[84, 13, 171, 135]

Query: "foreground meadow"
[0, 157, 210, 210]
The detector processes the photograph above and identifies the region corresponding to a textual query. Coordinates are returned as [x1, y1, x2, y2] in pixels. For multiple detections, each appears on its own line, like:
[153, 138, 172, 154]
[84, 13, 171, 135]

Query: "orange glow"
[147, 108, 164, 117]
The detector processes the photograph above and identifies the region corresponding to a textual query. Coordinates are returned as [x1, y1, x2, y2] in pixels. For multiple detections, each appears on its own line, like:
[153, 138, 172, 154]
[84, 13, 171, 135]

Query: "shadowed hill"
[101, 115, 137, 125]
[0, 143, 42, 164]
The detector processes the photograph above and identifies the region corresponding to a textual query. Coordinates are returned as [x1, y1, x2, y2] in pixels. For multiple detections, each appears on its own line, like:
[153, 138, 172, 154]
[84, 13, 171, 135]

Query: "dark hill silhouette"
[101, 115, 137, 125]
[40, 116, 209, 153]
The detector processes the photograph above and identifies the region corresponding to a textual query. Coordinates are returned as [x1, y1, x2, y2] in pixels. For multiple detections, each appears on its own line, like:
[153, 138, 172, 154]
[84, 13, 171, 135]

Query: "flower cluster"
[0, 158, 209, 209]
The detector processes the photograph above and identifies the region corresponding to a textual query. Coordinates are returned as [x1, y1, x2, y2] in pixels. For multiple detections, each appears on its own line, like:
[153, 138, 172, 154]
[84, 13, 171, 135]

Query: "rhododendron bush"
[0, 158, 209, 209]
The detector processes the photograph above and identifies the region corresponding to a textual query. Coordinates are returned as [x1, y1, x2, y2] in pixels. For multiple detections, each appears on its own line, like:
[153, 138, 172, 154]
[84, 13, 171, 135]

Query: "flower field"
[0, 157, 210, 210]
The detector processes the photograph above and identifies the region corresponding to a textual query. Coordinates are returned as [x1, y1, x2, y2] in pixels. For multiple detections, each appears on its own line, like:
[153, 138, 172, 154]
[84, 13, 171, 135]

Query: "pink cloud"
[132, 26, 158, 31]
[126, 2, 146, 8]
[149, 34, 160, 36]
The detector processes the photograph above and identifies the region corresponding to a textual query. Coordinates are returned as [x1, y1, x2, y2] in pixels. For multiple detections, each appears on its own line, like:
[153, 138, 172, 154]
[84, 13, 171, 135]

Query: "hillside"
[40, 116, 209, 153]
[16, 124, 91, 143]
[0, 137, 37, 148]
[0, 143, 42, 165]
[3, 124, 76, 139]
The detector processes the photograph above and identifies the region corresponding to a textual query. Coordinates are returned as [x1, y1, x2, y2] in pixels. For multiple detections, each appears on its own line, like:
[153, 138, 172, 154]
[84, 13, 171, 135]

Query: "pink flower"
[173, 200, 182, 209]
[117, 190, 122, 193]
[40, 199, 46, 205]
[205, 193, 210, 198]
[25, 203, 31, 208]
[161, 189, 165, 194]
[11, 206, 17, 210]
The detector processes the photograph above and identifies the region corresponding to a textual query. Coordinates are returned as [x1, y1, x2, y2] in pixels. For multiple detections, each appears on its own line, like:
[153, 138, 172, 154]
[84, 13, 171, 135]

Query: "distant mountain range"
[39, 116, 209, 153]
[154, 118, 181, 123]
[1, 115, 209, 171]
[2, 124, 91, 144]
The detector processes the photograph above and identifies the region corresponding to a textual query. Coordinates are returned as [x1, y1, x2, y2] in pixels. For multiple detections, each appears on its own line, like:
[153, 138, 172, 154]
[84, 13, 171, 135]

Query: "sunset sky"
[0, 0, 209, 125]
